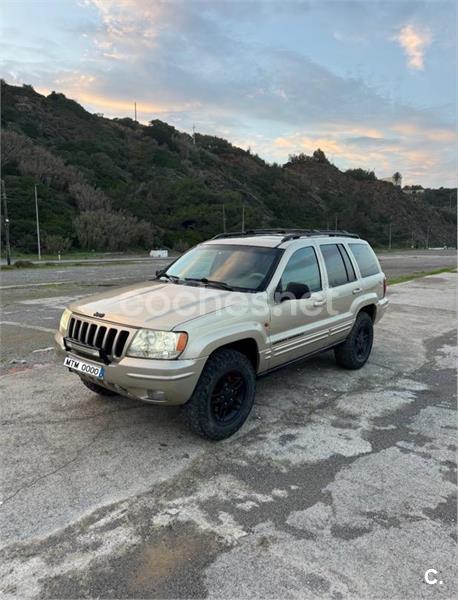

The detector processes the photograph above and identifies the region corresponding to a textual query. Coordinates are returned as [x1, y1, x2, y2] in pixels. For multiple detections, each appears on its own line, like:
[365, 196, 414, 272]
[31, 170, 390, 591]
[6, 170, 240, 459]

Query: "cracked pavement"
[0, 268, 456, 599]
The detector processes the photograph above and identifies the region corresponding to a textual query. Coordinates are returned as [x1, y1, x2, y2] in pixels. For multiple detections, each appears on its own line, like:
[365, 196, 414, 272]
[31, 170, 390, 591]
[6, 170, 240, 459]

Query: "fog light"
[147, 390, 166, 402]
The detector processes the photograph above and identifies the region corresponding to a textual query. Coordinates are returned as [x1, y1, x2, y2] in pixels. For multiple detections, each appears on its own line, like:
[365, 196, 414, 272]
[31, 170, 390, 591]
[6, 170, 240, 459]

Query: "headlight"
[59, 308, 72, 334]
[127, 329, 188, 359]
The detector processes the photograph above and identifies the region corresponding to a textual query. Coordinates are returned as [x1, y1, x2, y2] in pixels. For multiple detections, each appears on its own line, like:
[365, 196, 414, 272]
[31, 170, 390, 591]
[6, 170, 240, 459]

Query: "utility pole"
[134, 102, 137, 122]
[34, 184, 41, 260]
[1, 180, 11, 266]
[222, 204, 226, 233]
[192, 124, 196, 145]
[388, 223, 392, 250]
[426, 226, 430, 249]
[334, 215, 338, 232]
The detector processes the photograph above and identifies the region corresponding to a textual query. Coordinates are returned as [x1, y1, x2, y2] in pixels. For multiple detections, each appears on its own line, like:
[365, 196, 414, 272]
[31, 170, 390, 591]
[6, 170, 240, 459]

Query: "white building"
[403, 186, 425, 195]
[149, 249, 169, 258]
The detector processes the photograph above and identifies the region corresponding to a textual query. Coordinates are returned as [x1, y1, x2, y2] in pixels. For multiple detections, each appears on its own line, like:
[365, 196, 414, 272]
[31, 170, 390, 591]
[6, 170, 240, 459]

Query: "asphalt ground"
[0, 252, 456, 599]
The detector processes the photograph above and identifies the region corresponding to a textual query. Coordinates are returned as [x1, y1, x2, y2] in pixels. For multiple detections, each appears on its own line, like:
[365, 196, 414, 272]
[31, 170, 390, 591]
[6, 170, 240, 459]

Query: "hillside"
[1, 81, 456, 253]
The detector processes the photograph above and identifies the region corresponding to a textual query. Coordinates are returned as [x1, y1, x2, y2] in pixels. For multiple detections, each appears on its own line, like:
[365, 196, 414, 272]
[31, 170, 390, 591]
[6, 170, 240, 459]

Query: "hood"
[69, 280, 244, 330]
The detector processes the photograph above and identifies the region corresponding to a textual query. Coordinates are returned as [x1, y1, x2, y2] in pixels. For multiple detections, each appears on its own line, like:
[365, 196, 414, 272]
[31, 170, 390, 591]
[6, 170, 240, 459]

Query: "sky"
[1, 0, 456, 187]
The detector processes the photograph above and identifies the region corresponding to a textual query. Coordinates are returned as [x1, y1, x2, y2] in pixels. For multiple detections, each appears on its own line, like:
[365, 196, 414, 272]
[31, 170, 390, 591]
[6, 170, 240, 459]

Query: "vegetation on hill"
[1, 81, 456, 254]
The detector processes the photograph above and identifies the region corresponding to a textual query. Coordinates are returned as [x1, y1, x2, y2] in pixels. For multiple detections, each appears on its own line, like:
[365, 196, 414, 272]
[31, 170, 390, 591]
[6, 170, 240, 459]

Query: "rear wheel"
[183, 349, 256, 440]
[80, 377, 118, 396]
[334, 311, 374, 369]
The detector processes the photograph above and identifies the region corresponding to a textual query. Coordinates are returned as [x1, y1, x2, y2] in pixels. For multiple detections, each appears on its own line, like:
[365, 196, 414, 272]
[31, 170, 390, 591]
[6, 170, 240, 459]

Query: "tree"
[312, 148, 329, 163]
[393, 172, 402, 186]
[288, 153, 309, 164]
[43, 235, 72, 254]
[345, 168, 377, 182]
[69, 182, 109, 211]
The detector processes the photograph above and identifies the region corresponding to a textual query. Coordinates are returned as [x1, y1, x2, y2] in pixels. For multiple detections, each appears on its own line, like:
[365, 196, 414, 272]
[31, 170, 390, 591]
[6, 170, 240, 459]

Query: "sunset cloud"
[1, 0, 455, 187]
[396, 24, 432, 70]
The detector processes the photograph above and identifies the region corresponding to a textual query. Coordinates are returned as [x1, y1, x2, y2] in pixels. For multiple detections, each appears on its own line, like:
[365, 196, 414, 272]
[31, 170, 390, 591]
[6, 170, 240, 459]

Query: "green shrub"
[13, 260, 36, 268]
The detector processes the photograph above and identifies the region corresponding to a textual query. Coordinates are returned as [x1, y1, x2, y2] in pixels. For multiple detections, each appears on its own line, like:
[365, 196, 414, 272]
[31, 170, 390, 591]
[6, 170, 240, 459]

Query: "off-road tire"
[334, 311, 374, 370]
[81, 377, 118, 396]
[183, 349, 256, 440]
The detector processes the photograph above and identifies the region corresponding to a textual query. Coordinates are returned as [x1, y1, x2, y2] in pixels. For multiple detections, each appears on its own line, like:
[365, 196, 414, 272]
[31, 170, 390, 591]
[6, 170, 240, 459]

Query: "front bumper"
[54, 332, 206, 405]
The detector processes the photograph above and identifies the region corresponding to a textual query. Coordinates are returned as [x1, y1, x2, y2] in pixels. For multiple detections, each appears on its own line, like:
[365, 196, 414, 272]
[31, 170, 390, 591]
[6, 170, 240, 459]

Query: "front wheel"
[334, 311, 374, 369]
[183, 349, 256, 440]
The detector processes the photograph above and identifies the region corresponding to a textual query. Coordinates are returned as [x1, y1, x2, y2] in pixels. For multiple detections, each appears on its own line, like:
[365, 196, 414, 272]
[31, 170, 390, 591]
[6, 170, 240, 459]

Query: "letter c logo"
[425, 569, 438, 585]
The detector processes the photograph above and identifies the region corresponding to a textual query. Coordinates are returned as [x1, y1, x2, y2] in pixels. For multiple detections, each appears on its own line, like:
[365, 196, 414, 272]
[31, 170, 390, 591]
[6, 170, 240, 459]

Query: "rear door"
[268, 244, 329, 367]
[317, 242, 360, 342]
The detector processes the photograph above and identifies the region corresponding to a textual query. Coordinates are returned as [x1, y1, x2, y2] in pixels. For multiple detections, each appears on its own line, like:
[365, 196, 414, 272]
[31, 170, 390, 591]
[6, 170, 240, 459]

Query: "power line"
[34, 184, 41, 261]
[1, 180, 12, 266]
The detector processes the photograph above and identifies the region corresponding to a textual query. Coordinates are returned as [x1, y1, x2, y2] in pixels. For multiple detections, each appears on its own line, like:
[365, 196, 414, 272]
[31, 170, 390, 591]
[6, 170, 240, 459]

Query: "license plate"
[64, 356, 104, 379]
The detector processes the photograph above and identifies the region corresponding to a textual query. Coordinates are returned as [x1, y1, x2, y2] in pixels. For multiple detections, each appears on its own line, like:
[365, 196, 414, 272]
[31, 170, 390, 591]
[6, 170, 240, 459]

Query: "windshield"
[163, 244, 281, 291]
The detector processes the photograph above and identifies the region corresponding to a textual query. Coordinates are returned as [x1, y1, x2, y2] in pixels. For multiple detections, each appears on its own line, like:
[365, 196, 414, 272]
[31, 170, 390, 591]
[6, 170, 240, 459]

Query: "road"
[376, 249, 456, 278]
[0, 259, 456, 598]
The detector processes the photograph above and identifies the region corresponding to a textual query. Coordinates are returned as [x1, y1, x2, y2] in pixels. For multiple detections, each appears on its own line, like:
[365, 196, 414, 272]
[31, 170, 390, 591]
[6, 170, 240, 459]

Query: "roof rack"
[211, 228, 360, 244]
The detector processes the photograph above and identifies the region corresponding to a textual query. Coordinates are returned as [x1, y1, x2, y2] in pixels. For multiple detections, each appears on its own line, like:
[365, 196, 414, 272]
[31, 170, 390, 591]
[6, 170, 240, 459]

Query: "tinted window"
[166, 244, 280, 291]
[338, 245, 357, 282]
[279, 246, 321, 293]
[321, 243, 351, 287]
[349, 243, 380, 277]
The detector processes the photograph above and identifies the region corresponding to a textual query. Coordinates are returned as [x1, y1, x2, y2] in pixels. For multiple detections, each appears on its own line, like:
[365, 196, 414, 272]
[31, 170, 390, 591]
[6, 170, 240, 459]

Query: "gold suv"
[55, 230, 388, 440]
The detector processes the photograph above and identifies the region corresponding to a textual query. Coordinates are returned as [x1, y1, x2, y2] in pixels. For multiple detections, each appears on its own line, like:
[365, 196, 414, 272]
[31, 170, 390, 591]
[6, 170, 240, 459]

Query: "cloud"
[1, 0, 455, 187]
[396, 24, 432, 70]
[270, 122, 456, 186]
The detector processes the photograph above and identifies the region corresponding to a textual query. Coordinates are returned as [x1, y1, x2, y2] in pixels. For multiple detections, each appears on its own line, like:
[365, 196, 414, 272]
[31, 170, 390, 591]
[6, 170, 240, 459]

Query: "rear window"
[321, 243, 356, 287]
[349, 243, 380, 277]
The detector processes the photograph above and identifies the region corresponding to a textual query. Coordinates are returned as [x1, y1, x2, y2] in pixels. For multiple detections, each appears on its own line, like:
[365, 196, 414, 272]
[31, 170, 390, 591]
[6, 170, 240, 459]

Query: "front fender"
[176, 302, 270, 370]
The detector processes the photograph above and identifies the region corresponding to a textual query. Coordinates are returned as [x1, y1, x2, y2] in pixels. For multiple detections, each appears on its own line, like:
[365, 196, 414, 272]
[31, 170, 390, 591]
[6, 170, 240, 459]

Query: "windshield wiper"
[184, 277, 233, 291]
[157, 273, 180, 283]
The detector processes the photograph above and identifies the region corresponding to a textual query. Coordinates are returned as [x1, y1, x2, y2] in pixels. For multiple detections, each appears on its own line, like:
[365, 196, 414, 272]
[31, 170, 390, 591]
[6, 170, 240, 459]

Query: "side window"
[279, 246, 322, 293]
[320, 243, 354, 287]
[349, 243, 380, 277]
[338, 244, 357, 282]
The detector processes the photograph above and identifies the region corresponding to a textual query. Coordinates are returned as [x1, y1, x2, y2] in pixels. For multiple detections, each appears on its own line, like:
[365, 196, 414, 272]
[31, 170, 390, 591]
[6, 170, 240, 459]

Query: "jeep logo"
[93, 312, 105, 318]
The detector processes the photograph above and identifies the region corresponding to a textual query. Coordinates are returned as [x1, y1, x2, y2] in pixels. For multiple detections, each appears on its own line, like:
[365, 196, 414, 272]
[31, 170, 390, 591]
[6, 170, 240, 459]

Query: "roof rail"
[211, 228, 360, 242]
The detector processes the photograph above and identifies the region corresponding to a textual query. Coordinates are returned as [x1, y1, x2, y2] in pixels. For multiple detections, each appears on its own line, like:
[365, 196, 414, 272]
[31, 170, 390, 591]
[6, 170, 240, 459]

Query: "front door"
[268, 245, 329, 368]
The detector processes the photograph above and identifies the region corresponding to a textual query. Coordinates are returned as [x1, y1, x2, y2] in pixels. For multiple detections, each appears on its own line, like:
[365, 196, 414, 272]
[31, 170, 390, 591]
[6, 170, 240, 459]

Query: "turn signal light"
[176, 332, 188, 352]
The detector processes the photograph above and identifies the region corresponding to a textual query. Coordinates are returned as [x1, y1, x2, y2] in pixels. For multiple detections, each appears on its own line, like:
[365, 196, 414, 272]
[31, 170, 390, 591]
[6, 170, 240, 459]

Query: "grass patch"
[388, 267, 456, 285]
[0, 260, 37, 270]
[0, 259, 154, 271]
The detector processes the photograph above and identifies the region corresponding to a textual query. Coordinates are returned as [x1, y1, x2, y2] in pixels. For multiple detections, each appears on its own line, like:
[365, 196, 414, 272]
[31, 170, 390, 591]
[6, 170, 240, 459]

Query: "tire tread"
[183, 349, 255, 440]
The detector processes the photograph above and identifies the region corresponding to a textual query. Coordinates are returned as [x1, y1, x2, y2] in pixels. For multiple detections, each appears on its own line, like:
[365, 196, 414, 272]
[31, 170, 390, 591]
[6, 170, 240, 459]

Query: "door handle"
[313, 299, 326, 306]
[352, 287, 363, 295]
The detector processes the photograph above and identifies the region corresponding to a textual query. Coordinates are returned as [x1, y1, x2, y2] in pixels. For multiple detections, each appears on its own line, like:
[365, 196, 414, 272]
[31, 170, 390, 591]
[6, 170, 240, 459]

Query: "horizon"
[1, 78, 454, 191]
[1, 0, 456, 187]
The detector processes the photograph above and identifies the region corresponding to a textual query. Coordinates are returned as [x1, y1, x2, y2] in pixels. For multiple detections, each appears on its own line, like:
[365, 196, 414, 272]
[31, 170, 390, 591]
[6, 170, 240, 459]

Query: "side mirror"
[156, 269, 164, 277]
[276, 282, 311, 302]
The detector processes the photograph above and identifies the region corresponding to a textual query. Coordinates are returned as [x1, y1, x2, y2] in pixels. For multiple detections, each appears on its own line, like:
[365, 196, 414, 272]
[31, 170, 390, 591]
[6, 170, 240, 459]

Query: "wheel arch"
[358, 303, 377, 322]
[209, 337, 260, 372]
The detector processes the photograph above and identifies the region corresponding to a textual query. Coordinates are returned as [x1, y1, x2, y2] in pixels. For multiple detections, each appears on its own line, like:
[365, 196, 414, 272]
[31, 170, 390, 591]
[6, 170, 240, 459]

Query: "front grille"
[68, 316, 131, 359]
